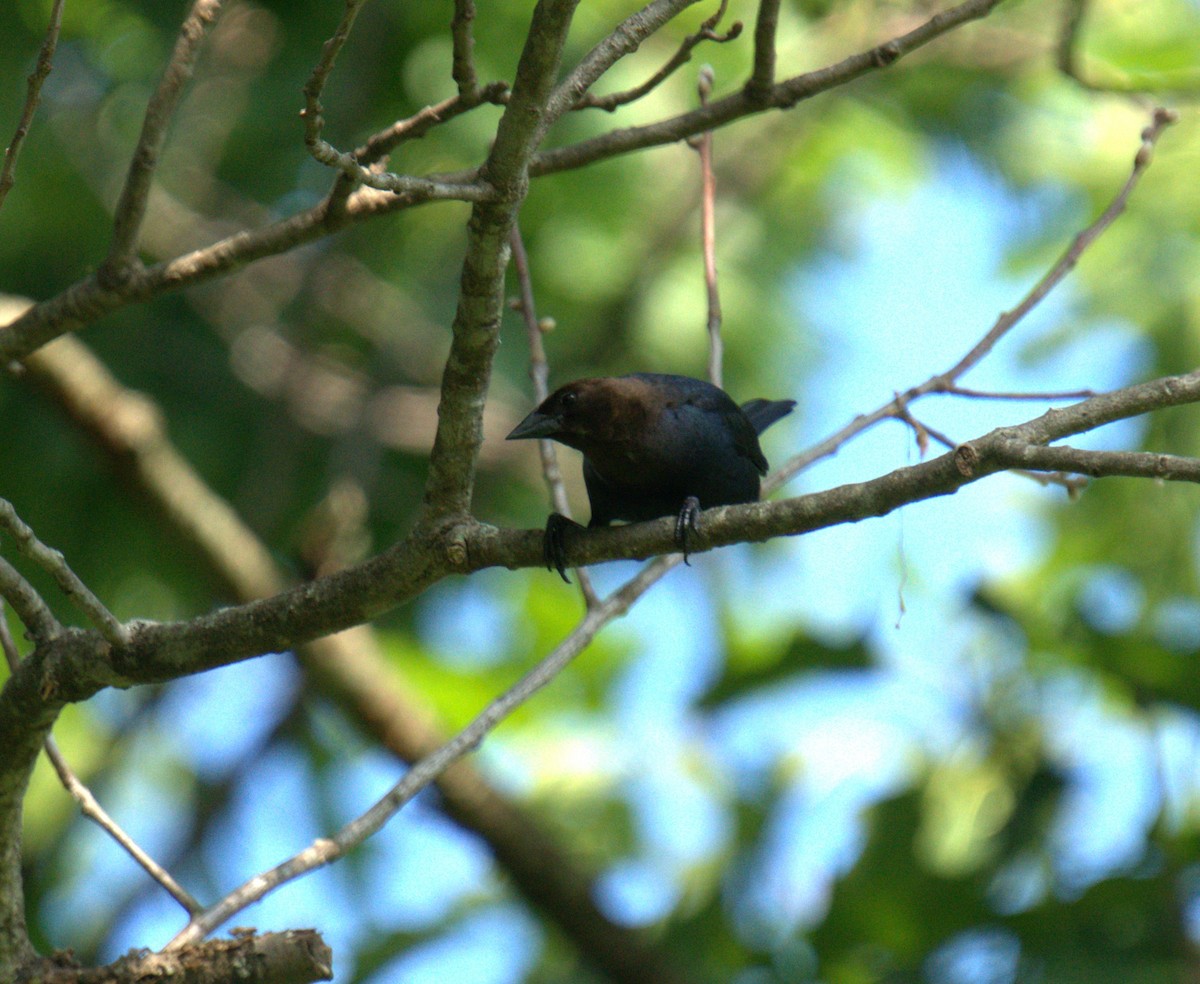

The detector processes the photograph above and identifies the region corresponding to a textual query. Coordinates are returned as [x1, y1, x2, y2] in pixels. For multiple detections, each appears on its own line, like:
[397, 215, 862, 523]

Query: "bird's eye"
[561, 391, 578, 408]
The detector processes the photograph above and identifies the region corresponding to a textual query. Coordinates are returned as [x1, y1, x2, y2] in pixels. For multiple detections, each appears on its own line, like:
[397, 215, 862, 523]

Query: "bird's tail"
[740, 398, 796, 435]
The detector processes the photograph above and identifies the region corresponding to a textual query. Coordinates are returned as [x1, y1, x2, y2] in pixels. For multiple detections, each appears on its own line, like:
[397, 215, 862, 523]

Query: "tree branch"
[421, 0, 582, 522]
[166, 557, 676, 951]
[0, 608, 200, 916]
[102, 0, 225, 284]
[17, 327, 691, 983]
[532, 0, 1009, 176]
[0, 498, 128, 647]
[745, 0, 782, 100]
[0, 0, 64, 211]
[548, 0, 702, 124]
[572, 0, 741, 112]
[509, 225, 600, 607]
[452, 0, 481, 98]
[21, 930, 332, 984]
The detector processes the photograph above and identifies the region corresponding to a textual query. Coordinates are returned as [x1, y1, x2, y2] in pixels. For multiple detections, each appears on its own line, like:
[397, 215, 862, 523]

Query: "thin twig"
[352, 83, 510, 168]
[947, 385, 1098, 401]
[451, 0, 480, 98]
[0, 0, 64, 211]
[535, 0, 1010, 175]
[103, 0, 224, 282]
[549, 0, 705, 123]
[0, 555, 59, 643]
[3, 611, 187, 920]
[694, 66, 722, 387]
[0, 497, 128, 646]
[746, 0, 782, 100]
[769, 106, 1178, 493]
[931, 107, 1178, 387]
[42, 723, 205, 915]
[508, 224, 600, 609]
[573, 1, 742, 112]
[166, 553, 676, 948]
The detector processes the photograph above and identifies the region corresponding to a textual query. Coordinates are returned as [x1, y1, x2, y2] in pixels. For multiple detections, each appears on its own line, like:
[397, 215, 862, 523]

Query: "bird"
[506, 372, 795, 581]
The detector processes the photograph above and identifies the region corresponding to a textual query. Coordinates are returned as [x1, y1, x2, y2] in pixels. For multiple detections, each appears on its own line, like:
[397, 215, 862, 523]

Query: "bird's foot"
[544, 512, 584, 583]
[674, 496, 701, 565]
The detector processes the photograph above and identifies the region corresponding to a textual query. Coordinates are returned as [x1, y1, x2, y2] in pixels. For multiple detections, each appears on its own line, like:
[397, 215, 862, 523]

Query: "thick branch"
[421, 0, 581, 521]
[467, 369, 1200, 573]
[20, 930, 332, 984]
[745, 0, 782, 100]
[18, 327, 691, 983]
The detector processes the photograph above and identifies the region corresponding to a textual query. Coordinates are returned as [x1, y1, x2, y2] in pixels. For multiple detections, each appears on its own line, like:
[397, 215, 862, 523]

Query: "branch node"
[954, 442, 981, 477]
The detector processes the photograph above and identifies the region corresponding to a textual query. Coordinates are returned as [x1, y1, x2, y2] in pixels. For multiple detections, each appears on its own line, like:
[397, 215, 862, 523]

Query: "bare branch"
[0, 498, 128, 647]
[930, 106, 1177, 386]
[746, 0, 782, 100]
[508, 224, 600, 608]
[533, 0, 1010, 176]
[166, 554, 673, 948]
[770, 105, 1177, 490]
[573, 1, 742, 112]
[694, 66, 723, 387]
[947, 385, 1098, 401]
[421, 0, 582, 522]
[21, 329, 695, 984]
[0, 555, 59, 643]
[103, 0, 225, 283]
[549, 0, 704, 123]
[452, 0, 480, 97]
[21, 930, 332, 984]
[992, 444, 1200, 483]
[2, 605, 199, 915]
[0, 174, 491, 365]
[351, 82, 510, 167]
[0, 0, 64, 211]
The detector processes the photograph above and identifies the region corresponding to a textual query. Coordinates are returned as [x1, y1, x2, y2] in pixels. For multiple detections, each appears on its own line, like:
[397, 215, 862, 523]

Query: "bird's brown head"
[506, 377, 653, 451]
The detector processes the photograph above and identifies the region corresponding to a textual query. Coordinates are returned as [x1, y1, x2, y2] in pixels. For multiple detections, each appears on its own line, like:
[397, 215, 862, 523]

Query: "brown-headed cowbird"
[507, 373, 795, 581]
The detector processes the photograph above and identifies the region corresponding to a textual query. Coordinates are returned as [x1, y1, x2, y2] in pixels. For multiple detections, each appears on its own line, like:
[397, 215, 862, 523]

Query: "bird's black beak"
[506, 409, 560, 441]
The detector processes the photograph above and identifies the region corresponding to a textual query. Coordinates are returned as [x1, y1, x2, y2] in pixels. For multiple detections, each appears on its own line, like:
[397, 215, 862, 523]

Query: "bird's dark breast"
[581, 404, 762, 526]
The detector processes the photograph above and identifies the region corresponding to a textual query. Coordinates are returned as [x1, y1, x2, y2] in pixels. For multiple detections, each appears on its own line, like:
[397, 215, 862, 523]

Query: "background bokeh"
[4, 0, 1200, 981]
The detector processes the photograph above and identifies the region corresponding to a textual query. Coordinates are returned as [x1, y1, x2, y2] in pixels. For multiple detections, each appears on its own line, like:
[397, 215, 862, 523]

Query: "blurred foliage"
[3, 0, 1200, 982]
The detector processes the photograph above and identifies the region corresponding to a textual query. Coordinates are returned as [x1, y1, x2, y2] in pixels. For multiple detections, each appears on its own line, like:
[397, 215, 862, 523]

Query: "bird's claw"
[674, 496, 701, 565]
[544, 512, 581, 583]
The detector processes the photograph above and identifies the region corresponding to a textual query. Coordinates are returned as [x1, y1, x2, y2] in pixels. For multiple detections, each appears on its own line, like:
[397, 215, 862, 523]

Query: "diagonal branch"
[0, 555, 59, 644]
[0, 606, 200, 915]
[165, 557, 675, 952]
[548, 0, 702, 124]
[533, 0, 1009, 176]
[102, 0, 225, 284]
[573, 0, 741, 112]
[0, 498, 128, 647]
[769, 105, 1177, 491]
[0, 0, 64, 211]
[20, 326, 691, 982]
